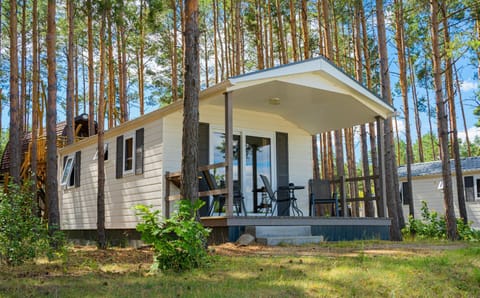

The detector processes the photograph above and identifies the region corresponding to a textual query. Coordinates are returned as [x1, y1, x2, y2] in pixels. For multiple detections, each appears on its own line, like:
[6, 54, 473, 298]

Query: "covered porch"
[164, 58, 395, 242]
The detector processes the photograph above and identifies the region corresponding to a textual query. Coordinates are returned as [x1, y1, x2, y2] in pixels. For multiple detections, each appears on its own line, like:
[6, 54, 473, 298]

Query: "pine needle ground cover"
[1, 241, 479, 297]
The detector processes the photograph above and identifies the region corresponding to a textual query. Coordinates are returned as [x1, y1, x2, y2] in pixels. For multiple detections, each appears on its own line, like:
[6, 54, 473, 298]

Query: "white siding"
[163, 105, 313, 214]
[60, 120, 164, 230]
[402, 174, 480, 229]
[61, 103, 314, 230]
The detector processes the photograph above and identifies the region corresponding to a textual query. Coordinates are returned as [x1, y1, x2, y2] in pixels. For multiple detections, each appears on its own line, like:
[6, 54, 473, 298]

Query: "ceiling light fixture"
[268, 97, 281, 105]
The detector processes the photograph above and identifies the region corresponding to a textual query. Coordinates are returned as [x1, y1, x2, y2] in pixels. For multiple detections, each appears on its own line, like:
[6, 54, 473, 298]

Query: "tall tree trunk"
[172, 0, 179, 100]
[454, 63, 471, 156]
[322, 0, 333, 60]
[97, 8, 107, 250]
[46, 0, 59, 235]
[9, 0, 21, 183]
[87, 0, 95, 136]
[255, 0, 265, 70]
[316, 0, 325, 56]
[394, 0, 414, 217]
[275, 0, 287, 64]
[0, 0, 2, 143]
[20, 0, 26, 135]
[182, 0, 200, 205]
[289, 0, 298, 62]
[213, 0, 219, 81]
[301, 0, 309, 60]
[234, 0, 241, 75]
[267, 0, 274, 67]
[376, 0, 403, 240]
[424, 59, 437, 160]
[408, 53, 424, 162]
[441, 3, 467, 223]
[120, 25, 128, 122]
[108, 14, 115, 129]
[66, 0, 75, 144]
[138, 0, 145, 115]
[430, 0, 457, 240]
[31, 0, 39, 214]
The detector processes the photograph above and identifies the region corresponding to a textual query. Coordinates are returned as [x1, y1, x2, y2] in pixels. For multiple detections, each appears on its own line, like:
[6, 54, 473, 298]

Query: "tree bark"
[275, 0, 287, 64]
[376, 0, 403, 240]
[301, 0, 309, 59]
[430, 0, 457, 240]
[182, 0, 200, 206]
[20, 0, 26, 135]
[454, 63, 471, 157]
[46, 0, 59, 234]
[9, 0, 21, 183]
[97, 8, 107, 250]
[408, 52, 424, 162]
[31, 0, 39, 214]
[394, 0, 414, 217]
[87, 0, 95, 136]
[441, 3, 467, 223]
[289, 0, 298, 62]
[66, 0, 75, 144]
[172, 0, 179, 101]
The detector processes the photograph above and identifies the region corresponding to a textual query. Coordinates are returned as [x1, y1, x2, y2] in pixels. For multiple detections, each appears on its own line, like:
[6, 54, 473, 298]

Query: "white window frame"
[123, 134, 135, 176]
[61, 155, 75, 187]
[93, 143, 109, 161]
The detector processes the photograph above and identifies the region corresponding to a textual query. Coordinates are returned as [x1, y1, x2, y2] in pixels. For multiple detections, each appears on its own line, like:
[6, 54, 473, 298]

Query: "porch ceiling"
[200, 58, 395, 135]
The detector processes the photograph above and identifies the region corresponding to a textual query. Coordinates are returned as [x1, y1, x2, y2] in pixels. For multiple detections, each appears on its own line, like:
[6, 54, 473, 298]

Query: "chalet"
[398, 156, 480, 228]
[58, 57, 395, 244]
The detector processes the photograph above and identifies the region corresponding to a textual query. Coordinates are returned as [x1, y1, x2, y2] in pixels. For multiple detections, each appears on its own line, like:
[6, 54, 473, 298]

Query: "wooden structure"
[0, 114, 95, 214]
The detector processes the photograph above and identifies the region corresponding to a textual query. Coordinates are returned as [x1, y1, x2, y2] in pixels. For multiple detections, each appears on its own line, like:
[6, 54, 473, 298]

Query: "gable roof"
[202, 56, 395, 134]
[398, 156, 480, 178]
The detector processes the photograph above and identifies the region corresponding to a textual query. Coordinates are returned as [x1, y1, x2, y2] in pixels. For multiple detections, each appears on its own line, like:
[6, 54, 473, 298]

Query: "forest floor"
[1, 240, 479, 297]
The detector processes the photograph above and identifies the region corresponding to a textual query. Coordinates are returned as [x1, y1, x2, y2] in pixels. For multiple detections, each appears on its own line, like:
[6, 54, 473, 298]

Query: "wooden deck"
[201, 216, 392, 244]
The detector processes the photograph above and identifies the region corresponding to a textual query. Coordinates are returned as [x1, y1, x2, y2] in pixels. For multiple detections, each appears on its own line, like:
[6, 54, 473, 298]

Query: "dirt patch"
[209, 241, 468, 257]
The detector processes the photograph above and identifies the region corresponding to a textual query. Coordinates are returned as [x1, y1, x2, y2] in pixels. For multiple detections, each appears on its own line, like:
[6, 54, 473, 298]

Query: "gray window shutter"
[198, 123, 210, 216]
[276, 132, 289, 215]
[135, 128, 144, 175]
[198, 122, 209, 166]
[116, 135, 124, 179]
[74, 151, 81, 187]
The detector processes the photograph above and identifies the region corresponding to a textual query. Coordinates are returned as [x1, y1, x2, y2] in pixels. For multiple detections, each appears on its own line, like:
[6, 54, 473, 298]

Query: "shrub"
[135, 199, 211, 272]
[402, 201, 480, 241]
[0, 182, 64, 266]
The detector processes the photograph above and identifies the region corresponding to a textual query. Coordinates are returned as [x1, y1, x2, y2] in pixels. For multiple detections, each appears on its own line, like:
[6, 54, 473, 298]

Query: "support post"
[376, 117, 388, 218]
[341, 175, 347, 217]
[224, 92, 233, 216]
[165, 171, 170, 218]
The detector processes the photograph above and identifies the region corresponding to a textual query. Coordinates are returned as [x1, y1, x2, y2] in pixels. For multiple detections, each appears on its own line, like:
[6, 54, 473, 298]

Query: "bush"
[135, 199, 211, 272]
[402, 201, 480, 241]
[0, 182, 64, 266]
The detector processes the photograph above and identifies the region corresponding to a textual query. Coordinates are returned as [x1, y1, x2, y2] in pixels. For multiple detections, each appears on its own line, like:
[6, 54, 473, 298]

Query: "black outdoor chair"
[259, 174, 302, 216]
[233, 181, 247, 216]
[308, 179, 339, 217]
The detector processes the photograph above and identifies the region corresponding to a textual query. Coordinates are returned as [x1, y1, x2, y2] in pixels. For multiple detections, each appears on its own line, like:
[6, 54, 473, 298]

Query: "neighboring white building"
[58, 57, 394, 239]
[398, 156, 480, 228]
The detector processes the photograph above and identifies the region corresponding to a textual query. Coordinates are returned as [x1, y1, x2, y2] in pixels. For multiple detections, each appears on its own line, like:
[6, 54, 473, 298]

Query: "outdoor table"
[278, 183, 304, 216]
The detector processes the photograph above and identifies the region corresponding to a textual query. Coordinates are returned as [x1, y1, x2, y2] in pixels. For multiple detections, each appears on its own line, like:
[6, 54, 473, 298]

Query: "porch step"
[256, 236, 324, 246]
[245, 226, 311, 238]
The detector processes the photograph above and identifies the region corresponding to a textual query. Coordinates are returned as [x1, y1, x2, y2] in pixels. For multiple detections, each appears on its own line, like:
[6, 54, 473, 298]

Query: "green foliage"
[135, 199, 211, 272]
[402, 201, 480, 241]
[0, 182, 65, 266]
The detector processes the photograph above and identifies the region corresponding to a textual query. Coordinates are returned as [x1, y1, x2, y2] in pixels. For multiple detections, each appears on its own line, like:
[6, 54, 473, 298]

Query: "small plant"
[135, 199, 211, 272]
[0, 182, 65, 266]
[402, 201, 480, 241]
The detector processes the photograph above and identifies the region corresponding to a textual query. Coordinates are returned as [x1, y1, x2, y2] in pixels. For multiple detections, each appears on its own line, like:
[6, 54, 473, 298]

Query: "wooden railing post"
[341, 175, 347, 217]
[164, 171, 170, 218]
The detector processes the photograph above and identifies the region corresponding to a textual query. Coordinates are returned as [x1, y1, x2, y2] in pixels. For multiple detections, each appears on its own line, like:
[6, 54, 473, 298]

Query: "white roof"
[200, 57, 395, 134]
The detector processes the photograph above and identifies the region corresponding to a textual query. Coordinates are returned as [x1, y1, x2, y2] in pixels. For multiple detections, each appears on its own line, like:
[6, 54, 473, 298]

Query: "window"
[401, 182, 411, 206]
[61, 151, 81, 188]
[61, 156, 75, 186]
[124, 135, 135, 175]
[93, 143, 109, 161]
[116, 128, 144, 179]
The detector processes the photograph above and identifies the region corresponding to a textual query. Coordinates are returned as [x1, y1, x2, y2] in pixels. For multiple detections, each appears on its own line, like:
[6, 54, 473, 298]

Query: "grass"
[1, 241, 480, 297]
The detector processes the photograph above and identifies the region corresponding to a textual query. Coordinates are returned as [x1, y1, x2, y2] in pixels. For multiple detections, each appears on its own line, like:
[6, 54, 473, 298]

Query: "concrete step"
[245, 225, 311, 238]
[256, 236, 324, 246]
